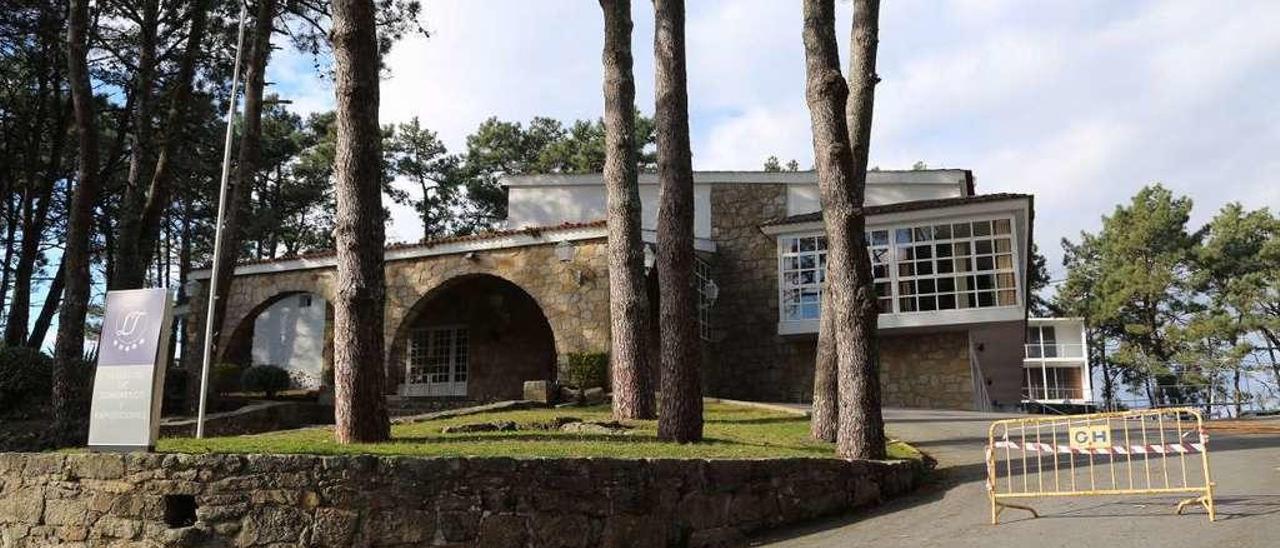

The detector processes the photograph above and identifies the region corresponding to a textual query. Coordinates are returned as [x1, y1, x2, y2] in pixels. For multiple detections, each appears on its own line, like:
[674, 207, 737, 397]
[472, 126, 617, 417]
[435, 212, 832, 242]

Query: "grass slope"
[159, 402, 920, 460]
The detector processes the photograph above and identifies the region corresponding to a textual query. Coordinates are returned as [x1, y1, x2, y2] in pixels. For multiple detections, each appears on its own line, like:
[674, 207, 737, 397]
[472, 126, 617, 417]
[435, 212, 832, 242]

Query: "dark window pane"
[914, 227, 932, 241]
[976, 256, 994, 271]
[937, 260, 954, 274]
[919, 279, 936, 294]
[953, 242, 971, 256]
[973, 221, 992, 236]
[934, 224, 952, 239]
[917, 261, 934, 275]
[976, 274, 995, 290]
[953, 223, 971, 238]
[915, 245, 932, 259]
[898, 263, 915, 277]
[938, 277, 956, 292]
[935, 243, 953, 258]
[977, 291, 995, 307]
[975, 239, 993, 254]
[919, 296, 937, 311]
[898, 280, 917, 295]
[899, 297, 917, 312]
[937, 294, 956, 310]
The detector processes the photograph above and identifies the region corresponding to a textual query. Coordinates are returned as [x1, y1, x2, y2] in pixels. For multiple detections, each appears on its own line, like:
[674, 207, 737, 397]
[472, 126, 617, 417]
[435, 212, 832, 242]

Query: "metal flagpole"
[197, 0, 250, 438]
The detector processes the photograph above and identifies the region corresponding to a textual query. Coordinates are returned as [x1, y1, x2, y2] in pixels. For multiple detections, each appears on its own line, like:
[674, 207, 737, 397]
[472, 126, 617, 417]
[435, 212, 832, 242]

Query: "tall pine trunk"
[810, 289, 837, 441]
[28, 259, 65, 348]
[331, 0, 391, 443]
[600, 0, 655, 420]
[653, 0, 702, 443]
[55, 0, 101, 432]
[801, 0, 885, 460]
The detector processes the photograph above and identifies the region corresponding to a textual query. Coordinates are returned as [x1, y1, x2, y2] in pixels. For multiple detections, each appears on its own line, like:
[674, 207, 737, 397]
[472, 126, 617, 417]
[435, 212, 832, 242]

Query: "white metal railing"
[1025, 343, 1085, 359]
[1022, 386, 1087, 401]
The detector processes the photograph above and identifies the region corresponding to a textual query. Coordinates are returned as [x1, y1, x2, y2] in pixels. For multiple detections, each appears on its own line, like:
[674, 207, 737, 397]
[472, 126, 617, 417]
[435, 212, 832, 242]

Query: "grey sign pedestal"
[87, 288, 174, 452]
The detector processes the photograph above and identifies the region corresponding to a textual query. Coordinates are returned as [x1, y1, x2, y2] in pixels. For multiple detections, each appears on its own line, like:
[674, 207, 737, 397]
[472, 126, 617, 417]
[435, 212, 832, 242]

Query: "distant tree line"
[1055, 185, 1280, 414]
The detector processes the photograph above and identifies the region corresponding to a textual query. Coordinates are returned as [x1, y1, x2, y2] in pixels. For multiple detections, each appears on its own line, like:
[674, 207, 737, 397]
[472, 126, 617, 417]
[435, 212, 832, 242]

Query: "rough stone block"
[523, 380, 555, 403]
[476, 513, 529, 548]
[0, 488, 44, 524]
[68, 454, 124, 480]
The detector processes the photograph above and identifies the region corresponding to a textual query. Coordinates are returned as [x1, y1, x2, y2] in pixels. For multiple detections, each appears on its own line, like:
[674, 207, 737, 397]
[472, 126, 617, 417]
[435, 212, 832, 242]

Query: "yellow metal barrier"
[985, 407, 1216, 524]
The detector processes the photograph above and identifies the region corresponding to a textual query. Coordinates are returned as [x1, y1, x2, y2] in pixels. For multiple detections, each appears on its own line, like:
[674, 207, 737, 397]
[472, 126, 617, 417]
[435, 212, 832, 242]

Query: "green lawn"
[159, 402, 921, 460]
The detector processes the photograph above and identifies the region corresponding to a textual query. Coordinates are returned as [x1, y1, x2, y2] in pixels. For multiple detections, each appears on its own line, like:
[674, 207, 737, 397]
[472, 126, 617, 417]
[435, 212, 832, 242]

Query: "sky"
[267, 0, 1280, 282]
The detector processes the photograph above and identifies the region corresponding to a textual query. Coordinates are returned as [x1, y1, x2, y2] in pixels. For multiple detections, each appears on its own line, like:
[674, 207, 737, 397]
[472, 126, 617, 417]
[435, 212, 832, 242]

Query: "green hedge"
[241, 364, 291, 399]
[0, 346, 52, 413]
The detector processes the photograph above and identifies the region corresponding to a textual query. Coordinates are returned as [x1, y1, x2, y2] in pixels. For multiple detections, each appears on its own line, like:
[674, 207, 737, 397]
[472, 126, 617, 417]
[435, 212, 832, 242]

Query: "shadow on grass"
[704, 416, 809, 426]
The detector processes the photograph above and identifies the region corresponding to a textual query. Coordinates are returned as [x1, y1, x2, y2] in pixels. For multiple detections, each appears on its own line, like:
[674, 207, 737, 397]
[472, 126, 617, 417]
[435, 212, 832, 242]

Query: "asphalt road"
[755, 408, 1280, 548]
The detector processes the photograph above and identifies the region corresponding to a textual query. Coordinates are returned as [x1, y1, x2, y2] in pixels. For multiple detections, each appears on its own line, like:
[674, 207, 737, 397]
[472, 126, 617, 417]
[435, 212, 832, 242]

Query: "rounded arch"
[386, 273, 557, 400]
[219, 289, 332, 391]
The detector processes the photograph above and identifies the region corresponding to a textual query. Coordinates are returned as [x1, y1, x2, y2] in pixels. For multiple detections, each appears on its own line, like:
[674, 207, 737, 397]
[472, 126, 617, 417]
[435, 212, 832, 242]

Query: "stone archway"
[386, 274, 557, 401]
[220, 290, 333, 392]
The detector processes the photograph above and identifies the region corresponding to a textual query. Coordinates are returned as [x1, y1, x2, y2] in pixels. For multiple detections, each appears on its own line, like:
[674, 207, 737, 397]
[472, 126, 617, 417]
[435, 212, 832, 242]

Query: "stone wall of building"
[704, 184, 813, 402]
[878, 331, 974, 410]
[0, 453, 922, 547]
[185, 240, 612, 393]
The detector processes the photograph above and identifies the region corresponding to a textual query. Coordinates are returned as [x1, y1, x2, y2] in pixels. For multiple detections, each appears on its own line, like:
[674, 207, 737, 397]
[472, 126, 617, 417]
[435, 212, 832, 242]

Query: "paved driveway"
[755, 408, 1280, 548]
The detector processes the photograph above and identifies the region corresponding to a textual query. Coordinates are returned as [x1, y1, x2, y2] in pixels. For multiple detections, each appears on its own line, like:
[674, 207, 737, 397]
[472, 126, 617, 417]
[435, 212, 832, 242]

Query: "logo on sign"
[110, 309, 149, 352]
[1069, 425, 1111, 450]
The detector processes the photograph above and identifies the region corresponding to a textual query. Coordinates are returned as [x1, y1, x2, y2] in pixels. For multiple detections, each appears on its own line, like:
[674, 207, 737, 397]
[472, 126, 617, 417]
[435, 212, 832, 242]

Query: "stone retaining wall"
[0, 453, 922, 547]
[159, 401, 333, 439]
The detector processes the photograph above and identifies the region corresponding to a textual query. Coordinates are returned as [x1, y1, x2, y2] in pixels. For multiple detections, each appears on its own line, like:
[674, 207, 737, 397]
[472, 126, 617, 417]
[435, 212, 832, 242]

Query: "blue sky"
[267, 0, 1280, 281]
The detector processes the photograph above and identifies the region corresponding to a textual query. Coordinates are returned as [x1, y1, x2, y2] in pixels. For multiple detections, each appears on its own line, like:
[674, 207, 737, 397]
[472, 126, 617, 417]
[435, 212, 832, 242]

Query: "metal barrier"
[985, 407, 1216, 524]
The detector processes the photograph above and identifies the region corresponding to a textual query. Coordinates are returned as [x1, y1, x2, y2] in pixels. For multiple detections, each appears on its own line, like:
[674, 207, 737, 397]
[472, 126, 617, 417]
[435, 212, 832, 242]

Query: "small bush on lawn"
[241, 365, 291, 399]
[0, 346, 52, 413]
[211, 363, 243, 395]
[564, 352, 608, 390]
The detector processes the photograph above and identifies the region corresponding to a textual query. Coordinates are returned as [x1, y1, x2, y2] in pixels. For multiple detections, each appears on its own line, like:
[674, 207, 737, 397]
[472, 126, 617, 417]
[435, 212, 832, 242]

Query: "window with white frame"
[893, 218, 1018, 312]
[777, 216, 1019, 324]
[695, 257, 714, 341]
[779, 235, 826, 321]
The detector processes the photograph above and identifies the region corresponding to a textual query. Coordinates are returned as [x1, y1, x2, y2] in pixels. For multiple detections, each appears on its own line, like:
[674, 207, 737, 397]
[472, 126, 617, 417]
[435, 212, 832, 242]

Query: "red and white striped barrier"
[994, 438, 1206, 456]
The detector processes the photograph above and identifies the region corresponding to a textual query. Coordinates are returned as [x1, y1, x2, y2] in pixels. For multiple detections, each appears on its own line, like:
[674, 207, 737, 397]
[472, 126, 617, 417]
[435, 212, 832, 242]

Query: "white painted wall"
[504, 171, 969, 232]
[507, 184, 713, 238]
[251, 294, 325, 390]
[785, 182, 966, 216]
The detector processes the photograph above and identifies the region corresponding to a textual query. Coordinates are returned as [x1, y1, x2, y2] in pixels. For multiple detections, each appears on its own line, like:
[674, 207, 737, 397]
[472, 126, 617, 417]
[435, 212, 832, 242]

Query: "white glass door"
[404, 326, 469, 397]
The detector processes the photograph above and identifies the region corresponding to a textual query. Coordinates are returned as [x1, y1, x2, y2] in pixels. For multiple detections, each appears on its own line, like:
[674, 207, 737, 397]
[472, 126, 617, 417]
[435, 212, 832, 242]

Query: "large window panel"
[777, 215, 1020, 326]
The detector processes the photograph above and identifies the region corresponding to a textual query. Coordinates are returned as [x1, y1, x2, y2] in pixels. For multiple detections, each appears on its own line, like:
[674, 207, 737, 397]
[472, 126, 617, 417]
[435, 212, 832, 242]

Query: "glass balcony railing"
[1021, 386, 1086, 401]
[1024, 343, 1085, 359]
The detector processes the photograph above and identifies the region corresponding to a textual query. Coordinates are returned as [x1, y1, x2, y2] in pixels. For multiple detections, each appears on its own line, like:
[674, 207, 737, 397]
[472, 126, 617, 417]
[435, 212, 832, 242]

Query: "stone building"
[185, 170, 1092, 410]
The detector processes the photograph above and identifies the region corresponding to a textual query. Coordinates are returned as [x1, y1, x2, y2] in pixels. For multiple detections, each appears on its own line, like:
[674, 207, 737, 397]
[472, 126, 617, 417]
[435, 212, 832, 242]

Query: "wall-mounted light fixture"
[643, 244, 656, 271]
[555, 240, 593, 285]
[555, 240, 575, 263]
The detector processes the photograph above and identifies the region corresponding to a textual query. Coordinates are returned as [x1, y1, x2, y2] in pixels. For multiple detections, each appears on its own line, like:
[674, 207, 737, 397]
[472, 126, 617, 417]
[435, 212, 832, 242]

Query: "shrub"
[211, 363, 243, 395]
[564, 352, 608, 390]
[241, 365, 291, 399]
[0, 346, 53, 413]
